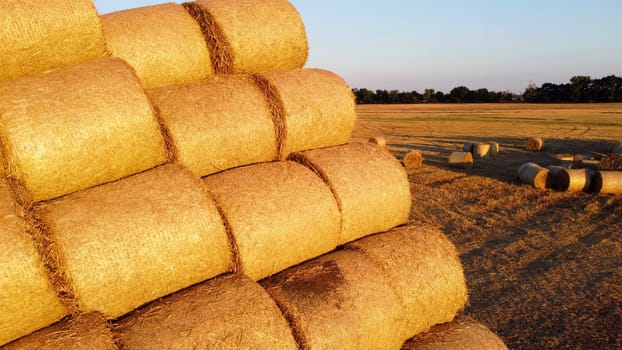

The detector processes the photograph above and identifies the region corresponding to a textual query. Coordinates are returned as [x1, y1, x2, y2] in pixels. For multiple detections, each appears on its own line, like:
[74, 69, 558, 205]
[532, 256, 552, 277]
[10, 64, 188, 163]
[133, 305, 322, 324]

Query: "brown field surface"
[353, 104, 622, 349]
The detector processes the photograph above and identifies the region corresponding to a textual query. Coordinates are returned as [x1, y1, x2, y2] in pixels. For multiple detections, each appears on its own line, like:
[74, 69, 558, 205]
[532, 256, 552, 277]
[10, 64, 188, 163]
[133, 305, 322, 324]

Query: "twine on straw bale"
[0, 0, 107, 82]
[116, 274, 297, 350]
[0, 58, 168, 204]
[257, 69, 356, 159]
[261, 249, 405, 350]
[185, 0, 308, 74]
[346, 225, 468, 341]
[149, 74, 277, 177]
[34, 164, 232, 319]
[0, 181, 66, 347]
[290, 143, 411, 245]
[525, 137, 543, 151]
[203, 161, 341, 280]
[448, 151, 473, 169]
[518, 163, 550, 189]
[403, 150, 423, 169]
[102, 3, 214, 89]
[369, 136, 387, 147]
[592, 171, 622, 194]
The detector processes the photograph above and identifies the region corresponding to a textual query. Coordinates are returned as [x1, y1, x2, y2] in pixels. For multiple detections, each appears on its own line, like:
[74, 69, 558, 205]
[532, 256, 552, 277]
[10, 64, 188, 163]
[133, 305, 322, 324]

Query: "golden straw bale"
[518, 163, 550, 189]
[592, 171, 622, 194]
[203, 161, 340, 280]
[35, 164, 232, 319]
[0, 58, 168, 204]
[552, 168, 593, 192]
[526, 137, 543, 151]
[102, 3, 214, 89]
[261, 249, 405, 350]
[2, 313, 116, 350]
[473, 143, 491, 158]
[257, 69, 356, 159]
[185, 0, 307, 74]
[462, 142, 475, 153]
[402, 315, 508, 350]
[489, 142, 500, 155]
[116, 274, 297, 350]
[403, 150, 424, 169]
[0, 181, 66, 347]
[448, 151, 473, 169]
[346, 225, 468, 341]
[290, 143, 411, 245]
[369, 136, 387, 147]
[148, 74, 277, 177]
[0, 0, 106, 82]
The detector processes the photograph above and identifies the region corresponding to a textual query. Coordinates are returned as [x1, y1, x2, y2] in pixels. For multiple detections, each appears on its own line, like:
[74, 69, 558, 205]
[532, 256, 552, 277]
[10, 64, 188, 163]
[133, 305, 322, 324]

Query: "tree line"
[352, 75, 622, 104]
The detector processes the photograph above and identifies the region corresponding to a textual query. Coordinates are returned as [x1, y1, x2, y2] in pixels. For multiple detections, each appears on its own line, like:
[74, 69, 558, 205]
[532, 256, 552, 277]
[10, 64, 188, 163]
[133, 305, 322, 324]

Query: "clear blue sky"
[94, 0, 622, 94]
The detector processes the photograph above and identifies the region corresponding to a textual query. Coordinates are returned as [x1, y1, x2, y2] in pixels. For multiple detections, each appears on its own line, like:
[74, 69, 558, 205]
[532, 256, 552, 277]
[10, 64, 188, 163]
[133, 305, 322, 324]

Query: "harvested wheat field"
[354, 103, 622, 349]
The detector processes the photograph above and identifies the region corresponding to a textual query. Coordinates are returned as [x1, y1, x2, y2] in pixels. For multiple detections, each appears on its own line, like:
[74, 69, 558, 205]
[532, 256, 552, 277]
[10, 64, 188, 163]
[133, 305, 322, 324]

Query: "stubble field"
[352, 103, 622, 349]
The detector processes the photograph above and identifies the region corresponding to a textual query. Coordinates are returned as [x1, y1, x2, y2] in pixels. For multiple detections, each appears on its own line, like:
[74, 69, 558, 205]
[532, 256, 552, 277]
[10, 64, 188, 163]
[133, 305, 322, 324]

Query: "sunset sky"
[94, 0, 622, 94]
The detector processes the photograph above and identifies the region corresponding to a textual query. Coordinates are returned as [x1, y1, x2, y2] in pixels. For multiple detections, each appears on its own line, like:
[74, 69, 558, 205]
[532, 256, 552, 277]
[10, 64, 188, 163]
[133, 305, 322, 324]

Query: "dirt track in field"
[353, 104, 622, 350]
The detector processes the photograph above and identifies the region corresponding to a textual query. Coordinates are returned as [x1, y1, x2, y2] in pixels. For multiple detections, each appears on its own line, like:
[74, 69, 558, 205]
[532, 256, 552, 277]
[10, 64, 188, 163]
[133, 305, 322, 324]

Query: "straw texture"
[261, 249, 405, 350]
[188, 0, 308, 74]
[0, 0, 107, 82]
[258, 69, 356, 158]
[403, 150, 423, 169]
[369, 136, 387, 147]
[518, 163, 550, 189]
[116, 274, 297, 350]
[35, 164, 232, 319]
[592, 171, 622, 194]
[0, 58, 168, 204]
[448, 152, 473, 169]
[526, 137, 543, 151]
[148, 74, 277, 176]
[203, 161, 341, 280]
[0, 181, 66, 347]
[346, 225, 468, 340]
[102, 3, 214, 89]
[291, 143, 411, 244]
[552, 168, 593, 192]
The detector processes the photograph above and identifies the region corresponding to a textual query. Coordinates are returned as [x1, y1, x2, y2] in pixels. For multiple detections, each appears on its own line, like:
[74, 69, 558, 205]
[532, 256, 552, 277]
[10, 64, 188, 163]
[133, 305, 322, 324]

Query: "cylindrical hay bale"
[592, 171, 622, 194]
[346, 225, 468, 341]
[401, 316, 508, 350]
[149, 74, 277, 176]
[2, 313, 116, 350]
[518, 163, 550, 189]
[35, 164, 232, 319]
[203, 161, 341, 280]
[369, 136, 387, 147]
[184, 0, 307, 74]
[403, 150, 423, 169]
[0, 181, 66, 347]
[261, 249, 405, 350]
[473, 143, 491, 159]
[257, 69, 356, 159]
[462, 142, 475, 153]
[290, 143, 411, 245]
[102, 3, 214, 89]
[525, 137, 543, 151]
[0, 58, 168, 204]
[489, 142, 500, 155]
[116, 274, 297, 350]
[0, 0, 107, 82]
[448, 151, 473, 169]
[553, 168, 593, 192]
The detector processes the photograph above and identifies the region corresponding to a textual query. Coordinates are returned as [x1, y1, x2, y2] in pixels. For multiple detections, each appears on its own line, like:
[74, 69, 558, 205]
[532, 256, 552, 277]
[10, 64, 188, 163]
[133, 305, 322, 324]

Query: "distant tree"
[570, 75, 592, 102]
[423, 88, 436, 103]
[449, 86, 470, 103]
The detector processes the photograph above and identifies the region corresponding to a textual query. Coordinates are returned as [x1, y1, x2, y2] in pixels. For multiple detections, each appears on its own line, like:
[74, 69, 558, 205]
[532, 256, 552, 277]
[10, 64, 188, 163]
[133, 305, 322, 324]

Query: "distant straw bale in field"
[525, 137, 543, 151]
[551, 168, 593, 192]
[35, 165, 232, 319]
[184, 0, 307, 74]
[462, 142, 475, 153]
[290, 143, 411, 245]
[369, 136, 387, 147]
[599, 153, 622, 170]
[518, 163, 550, 189]
[102, 3, 214, 89]
[346, 225, 467, 341]
[261, 249, 405, 350]
[401, 316, 508, 350]
[489, 142, 500, 155]
[448, 151, 473, 169]
[0, 58, 168, 204]
[257, 69, 356, 159]
[0, 181, 66, 347]
[116, 274, 297, 350]
[0, 0, 106, 82]
[592, 171, 622, 194]
[473, 143, 491, 159]
[2, 313, 116, 350]
[403, 150, 423, 169]
[149, 74, 277, 176]
[203, 161, 341, 280]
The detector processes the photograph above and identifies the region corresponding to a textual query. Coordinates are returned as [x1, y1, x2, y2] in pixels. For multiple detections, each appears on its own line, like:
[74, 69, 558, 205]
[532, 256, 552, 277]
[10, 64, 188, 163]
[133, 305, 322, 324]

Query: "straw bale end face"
[526, 137, 544, 152]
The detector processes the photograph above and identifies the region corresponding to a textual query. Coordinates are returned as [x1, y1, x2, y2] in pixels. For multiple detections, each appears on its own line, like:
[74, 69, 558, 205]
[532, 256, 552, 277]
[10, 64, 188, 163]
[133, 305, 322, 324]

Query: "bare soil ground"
[353, 104, 622, 350]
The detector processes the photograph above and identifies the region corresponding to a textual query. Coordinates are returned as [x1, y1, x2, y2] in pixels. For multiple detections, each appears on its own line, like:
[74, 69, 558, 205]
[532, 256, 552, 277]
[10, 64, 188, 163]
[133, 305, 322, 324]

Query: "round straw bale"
[2, 313, 116, 350]
[203, 161, 341, 280]
[0, 58, 168, 204]
[0, 181, 66, 347]
[261, 249, 405, 350]
[148, 74, 277, 177]
[553, 168, 593, 192]
[403, 150, 424, 169]
[289, 143, 411, 245]
[525, 137, 543, 151]
[518, 163, 550, 189]
[257, 69, 356, 159]
[592, 171, 622, 194]
[448, 151, 473, 169]
[473, 143, 491, 159]
[185, 0, 307, 74]
[346, 225, 468, 341]
[462, 142, 475, 153]
[102, 3, 214, 89]
[489, 142, 500, 155]
[369, 136, 387, 147]
[402, 315, 508, 350]
[0, 0, 106, 82]
[116, 274, 297, 350]
[34, 164, 232, 319]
